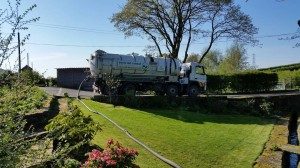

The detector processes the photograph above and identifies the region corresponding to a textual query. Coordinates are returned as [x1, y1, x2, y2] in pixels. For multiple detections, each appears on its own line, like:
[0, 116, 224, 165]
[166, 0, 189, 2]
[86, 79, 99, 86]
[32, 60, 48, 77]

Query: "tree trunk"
[199, 19, 215, 63]
[199, 37, 213, 63]
[183, 19, 192, 63]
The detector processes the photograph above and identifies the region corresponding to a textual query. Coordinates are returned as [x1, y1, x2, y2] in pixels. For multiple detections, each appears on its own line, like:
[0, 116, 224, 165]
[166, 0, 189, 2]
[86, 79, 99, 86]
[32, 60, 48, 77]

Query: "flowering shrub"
[82, 139, 139, 168]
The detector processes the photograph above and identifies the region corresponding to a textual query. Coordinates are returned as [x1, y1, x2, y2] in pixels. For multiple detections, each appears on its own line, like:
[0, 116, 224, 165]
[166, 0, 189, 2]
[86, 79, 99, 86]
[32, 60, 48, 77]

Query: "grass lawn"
[74, 100, 274, 168]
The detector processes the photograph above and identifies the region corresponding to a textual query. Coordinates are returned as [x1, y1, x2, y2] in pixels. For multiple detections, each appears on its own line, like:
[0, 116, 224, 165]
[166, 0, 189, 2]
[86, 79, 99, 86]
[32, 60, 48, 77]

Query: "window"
[196, 66, 205, 75]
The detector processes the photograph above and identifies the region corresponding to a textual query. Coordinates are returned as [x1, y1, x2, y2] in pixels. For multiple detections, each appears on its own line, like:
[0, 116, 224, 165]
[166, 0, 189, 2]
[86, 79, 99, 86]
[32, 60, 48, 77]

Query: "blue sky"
[1, 0, 299, 77]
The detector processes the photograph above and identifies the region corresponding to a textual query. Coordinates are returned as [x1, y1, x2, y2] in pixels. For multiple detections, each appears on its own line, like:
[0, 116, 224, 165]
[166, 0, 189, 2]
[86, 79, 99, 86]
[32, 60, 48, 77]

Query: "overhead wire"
[31, 22, 298, 38]
[19, 22, 300, 48]
[24, 42, 146, 48]
[31, 23, 122, 35]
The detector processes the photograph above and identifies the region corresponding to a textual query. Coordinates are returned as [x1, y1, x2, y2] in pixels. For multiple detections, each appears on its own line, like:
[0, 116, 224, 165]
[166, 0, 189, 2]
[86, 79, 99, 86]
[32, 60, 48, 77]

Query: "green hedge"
[207, 72, 278, 93]
[207, 75, 230, 93]
[230, 72, 278, 93]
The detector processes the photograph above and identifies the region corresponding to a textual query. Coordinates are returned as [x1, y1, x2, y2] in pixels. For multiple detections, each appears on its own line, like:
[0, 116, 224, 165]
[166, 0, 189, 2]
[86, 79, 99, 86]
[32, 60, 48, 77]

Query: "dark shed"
[56, 68, 94, 90]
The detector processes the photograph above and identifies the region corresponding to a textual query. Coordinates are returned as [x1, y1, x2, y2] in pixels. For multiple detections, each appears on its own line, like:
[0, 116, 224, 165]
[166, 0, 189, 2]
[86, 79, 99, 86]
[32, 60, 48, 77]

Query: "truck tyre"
[122, 83, 136, 96]
[188, 85, 199, 97]
[154, 84, 165, 96]
[100, 87, 109, 95]
[166, 84, 178, 97]
[99, 84, 109, 95]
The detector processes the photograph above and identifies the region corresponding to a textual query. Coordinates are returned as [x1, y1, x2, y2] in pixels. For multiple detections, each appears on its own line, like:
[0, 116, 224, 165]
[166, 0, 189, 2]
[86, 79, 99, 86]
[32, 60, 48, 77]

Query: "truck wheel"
[122, 83, 136, 96]
[188, 85, 199, 97]
[154, 84, 165, 96]
[99, 85, 109, 95]
[100, 88, 108, 95]
[166, 84, 178, 97]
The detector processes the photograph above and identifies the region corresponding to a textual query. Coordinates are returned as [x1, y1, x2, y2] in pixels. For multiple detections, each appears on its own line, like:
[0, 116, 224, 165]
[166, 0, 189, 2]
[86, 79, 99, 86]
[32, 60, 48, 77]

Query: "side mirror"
[298, 20, 300, 27]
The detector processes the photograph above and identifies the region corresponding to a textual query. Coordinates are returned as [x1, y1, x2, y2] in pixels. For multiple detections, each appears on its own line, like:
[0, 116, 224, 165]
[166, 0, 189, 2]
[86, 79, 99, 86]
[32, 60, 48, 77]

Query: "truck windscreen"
[196, 66, 205, 75]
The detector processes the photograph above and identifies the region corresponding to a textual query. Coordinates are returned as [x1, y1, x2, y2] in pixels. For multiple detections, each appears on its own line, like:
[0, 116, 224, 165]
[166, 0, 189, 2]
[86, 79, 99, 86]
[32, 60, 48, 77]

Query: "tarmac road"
[41, 87, 99, 98]
[41, 87, 300, 99]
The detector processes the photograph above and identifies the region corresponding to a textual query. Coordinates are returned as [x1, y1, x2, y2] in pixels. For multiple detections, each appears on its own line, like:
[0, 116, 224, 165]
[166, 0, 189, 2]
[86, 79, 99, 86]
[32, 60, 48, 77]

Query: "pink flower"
[130, 149, 139, 156]
[106, 159, 117, 166]
[89, 149, 101, 160]
[101, 155, 111, 162]
[83, 139, 139, 168]
[116, 148, 123, 155]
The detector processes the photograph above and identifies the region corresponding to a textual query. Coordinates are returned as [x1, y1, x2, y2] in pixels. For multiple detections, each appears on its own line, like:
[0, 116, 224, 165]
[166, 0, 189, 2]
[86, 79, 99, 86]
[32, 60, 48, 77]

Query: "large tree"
[218, 42, 248, 74]
[0, 0, 39, 68]
[198, 1, 258, 63]
[112, 0, 257, 63]
[201, 49, 222, 73]
[112, 0, 206, 60]
[186, 50, 222, 73]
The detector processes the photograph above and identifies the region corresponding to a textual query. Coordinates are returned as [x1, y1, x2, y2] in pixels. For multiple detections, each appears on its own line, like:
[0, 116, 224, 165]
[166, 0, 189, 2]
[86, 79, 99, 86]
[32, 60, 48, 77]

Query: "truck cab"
[180, 62, 207, 96]
[189, 62, 206, 87]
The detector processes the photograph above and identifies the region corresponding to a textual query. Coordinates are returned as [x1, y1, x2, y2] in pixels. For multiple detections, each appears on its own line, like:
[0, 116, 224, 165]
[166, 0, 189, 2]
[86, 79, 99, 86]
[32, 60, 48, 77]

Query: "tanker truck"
[89, 50, 206, 97]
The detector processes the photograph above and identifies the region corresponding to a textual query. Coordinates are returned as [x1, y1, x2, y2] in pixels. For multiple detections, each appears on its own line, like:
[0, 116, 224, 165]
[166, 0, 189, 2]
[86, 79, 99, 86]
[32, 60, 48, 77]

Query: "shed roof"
[56, 67, 89, 70]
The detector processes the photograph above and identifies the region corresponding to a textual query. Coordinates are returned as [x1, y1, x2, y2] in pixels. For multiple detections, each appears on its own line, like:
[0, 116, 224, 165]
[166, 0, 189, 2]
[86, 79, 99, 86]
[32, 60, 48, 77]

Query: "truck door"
[194, 66, 206, 83]
[190, 64, 206, 83]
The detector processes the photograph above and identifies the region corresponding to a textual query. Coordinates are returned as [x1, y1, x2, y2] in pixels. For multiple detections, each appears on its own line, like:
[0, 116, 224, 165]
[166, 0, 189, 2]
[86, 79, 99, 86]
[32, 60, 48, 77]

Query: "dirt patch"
[254, 117, 289, 168]
[24, 97, 59, 132]
[21, 97, 71, 167]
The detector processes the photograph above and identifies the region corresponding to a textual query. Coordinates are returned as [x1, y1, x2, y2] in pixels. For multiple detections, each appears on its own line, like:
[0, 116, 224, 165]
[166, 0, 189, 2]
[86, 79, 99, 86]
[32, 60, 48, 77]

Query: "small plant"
[259, 99, 274, 116]
[103, 74, 121, 105]
[64, 92, 69, 97]
[62, 158, 81, 168]
[82, 139, 139, 168]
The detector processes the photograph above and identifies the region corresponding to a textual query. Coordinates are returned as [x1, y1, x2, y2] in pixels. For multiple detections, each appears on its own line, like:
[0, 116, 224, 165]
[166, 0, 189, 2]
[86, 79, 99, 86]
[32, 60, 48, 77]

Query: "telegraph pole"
[27, 53, 29, 66]
[18, 32, 21, 74]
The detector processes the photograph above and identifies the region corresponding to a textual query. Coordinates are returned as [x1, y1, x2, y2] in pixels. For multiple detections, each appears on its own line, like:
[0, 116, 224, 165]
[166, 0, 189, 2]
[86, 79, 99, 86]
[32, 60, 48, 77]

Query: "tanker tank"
[89, 50, 207, 97]
[89, 50, 181, 78]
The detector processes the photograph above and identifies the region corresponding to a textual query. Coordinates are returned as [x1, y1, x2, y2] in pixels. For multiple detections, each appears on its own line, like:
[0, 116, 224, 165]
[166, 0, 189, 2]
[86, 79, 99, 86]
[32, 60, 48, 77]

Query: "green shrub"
[20, 69, 46, 86]
[45, 104, 100, 165]
[258, 99, 274, 116]
[207, 72, 278, 93]
[0, 84, 48, 167]
[277, 70, 300, 89]
[207, 75, 230, 93]
[45, 105, 99, 147]
[0, 71, 14, 87]
[61, 158, 81, 168]
[230, 72, 278, 93]
[46, 77, 57, 86]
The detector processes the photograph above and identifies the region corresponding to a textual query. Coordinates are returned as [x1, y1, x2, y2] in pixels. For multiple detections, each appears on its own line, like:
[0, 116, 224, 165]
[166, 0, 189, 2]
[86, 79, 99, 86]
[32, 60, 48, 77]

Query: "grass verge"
[74, 99, 274, 168]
